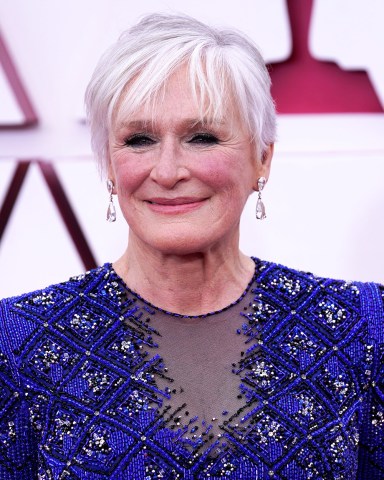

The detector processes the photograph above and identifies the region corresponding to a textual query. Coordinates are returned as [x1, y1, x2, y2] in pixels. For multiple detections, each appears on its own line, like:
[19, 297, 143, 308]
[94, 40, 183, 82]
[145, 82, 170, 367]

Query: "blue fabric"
[0, 259, 383, 479]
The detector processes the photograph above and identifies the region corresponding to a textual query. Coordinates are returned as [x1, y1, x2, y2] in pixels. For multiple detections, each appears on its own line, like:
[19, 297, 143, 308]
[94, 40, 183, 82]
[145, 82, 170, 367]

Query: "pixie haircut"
[85, 13, 276, 176]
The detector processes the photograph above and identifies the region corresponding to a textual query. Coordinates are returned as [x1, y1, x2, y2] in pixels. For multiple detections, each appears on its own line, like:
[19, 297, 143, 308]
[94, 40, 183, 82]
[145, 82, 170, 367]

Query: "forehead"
[112, 65, 237, 128]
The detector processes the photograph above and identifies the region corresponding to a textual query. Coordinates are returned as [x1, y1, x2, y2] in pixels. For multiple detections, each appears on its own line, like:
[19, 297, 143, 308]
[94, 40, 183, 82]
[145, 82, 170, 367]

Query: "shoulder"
[0, 263, 112, 312]
[0, 264, 122, 347]
[253, 257, 383, 332]
[254, 256, 366, 299]
[252, 258, 384, 395]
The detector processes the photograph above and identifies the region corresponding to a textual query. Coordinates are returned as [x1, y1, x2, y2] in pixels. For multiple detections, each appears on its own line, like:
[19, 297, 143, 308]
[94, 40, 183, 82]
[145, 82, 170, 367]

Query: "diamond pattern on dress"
[237, 350, 292, 397]
[0, 259, 382, 478]
[274, 383, 331, 432]
[28, 339, 75, 383]
[278, 323, 326, 369]
[311, 295, 355, 332]
[236, 407, 293, 464]
[258, 266, 315, 307]
[45, 406, 81, 459]
[311, 354, 358, 415]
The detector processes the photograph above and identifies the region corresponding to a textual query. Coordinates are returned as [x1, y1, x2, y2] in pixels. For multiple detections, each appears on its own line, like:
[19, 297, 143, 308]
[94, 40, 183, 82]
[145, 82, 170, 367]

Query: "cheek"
[200, 155, 254, 194]
[112, 155, 149, 193]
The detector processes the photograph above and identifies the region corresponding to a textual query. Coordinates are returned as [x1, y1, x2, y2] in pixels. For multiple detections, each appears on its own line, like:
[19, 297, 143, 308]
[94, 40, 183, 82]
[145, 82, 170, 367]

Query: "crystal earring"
[106, 179, 116, 222]
[256, 177, 266, 220]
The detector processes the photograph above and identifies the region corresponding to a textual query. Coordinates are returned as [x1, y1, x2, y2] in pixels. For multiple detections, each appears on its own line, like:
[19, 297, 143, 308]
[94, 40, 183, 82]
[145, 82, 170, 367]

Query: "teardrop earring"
[256, 177, 267, 220]
[106, 179, 116, 222]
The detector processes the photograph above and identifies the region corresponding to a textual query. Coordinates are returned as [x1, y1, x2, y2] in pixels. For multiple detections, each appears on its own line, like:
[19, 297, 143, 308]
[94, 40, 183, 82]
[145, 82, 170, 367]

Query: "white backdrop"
[0, 0, 383, 297]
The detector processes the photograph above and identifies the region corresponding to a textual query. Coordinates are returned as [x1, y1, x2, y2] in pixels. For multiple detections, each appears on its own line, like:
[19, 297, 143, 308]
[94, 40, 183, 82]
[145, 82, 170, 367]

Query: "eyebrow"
[116, 118, 226, 130]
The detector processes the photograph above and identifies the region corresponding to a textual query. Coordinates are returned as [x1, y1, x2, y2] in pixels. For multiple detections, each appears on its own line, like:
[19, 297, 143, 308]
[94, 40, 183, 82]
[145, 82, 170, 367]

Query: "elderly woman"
[0, 13, 383, 480]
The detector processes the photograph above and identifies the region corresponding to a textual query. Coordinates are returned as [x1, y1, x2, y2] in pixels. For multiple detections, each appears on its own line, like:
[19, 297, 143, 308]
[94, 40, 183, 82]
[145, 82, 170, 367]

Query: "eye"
[188, 133, 219, 145]
[124, 134, 155, 148]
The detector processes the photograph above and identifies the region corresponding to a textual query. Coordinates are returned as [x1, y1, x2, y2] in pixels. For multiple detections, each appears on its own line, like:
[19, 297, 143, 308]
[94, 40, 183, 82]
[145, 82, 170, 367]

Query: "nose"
[149, 139, 190, 188]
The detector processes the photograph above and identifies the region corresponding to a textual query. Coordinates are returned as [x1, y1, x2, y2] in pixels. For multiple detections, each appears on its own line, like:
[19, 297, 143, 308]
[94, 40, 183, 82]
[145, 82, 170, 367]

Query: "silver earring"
[256, 177, 266, 220]
[106, 179, 116, 222]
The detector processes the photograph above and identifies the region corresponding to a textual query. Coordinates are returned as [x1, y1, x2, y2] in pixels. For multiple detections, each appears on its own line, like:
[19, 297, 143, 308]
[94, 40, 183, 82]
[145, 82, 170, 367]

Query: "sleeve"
[0, 299, 38, 479]
[357, 283, 384, 479]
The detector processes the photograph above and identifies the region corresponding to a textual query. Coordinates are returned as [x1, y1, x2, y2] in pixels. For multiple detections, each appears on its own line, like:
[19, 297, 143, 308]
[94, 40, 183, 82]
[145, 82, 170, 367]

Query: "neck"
[113, 235, 255, 316]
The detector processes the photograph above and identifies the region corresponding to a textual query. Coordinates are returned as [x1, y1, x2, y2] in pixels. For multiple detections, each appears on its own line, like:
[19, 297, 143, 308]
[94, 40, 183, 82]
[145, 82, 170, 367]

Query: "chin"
[134, 228, 221, 256]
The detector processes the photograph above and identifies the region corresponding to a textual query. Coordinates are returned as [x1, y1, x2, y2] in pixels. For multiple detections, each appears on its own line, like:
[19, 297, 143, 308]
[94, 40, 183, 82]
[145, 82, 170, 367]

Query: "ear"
[105, 163, 117, 195]
[253, 143, 274, 190]
[262, 143, 274, 172]
[107, 159, 116, 190]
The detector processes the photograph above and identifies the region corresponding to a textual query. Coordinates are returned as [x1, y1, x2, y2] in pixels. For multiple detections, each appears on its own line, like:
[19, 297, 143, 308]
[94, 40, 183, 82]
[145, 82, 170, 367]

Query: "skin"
[108, 66, 274, 315]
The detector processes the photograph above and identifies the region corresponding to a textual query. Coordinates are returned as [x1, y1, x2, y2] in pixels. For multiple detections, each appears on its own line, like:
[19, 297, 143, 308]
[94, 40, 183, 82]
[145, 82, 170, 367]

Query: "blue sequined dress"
[0, 258, 383, 479]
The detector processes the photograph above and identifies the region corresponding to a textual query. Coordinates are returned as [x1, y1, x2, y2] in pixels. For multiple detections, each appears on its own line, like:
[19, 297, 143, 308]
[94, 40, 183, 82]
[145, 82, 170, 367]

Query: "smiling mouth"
[146, 197, 206, 205]
[145, 197, 207, 213]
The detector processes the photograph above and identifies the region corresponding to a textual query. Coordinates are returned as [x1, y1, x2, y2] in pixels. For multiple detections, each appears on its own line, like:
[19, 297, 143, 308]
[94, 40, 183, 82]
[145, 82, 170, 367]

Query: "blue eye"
[188, 133, 219, 145]
[124, 135, 155, 147]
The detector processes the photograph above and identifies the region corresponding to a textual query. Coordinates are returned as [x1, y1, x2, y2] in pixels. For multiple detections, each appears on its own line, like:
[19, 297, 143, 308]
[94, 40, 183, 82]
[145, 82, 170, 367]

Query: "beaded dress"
[0, 258, 383, 479]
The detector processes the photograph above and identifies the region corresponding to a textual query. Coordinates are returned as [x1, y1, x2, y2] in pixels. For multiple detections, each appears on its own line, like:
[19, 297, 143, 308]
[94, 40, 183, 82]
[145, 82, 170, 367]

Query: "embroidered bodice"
[0, 258, 383, 479]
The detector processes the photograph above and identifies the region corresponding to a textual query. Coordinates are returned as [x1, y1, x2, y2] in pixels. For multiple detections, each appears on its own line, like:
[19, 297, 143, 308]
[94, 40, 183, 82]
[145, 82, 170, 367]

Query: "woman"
[0, 13, 383, 480]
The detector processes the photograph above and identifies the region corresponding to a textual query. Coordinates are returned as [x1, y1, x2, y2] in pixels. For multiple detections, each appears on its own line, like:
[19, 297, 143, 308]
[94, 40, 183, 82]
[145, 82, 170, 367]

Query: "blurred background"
[1, 0, 383, 297]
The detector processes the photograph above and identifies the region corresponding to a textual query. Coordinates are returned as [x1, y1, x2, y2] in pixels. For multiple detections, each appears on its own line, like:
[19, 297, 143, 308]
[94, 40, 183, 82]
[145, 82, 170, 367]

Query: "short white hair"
[85, 13, 276, 176]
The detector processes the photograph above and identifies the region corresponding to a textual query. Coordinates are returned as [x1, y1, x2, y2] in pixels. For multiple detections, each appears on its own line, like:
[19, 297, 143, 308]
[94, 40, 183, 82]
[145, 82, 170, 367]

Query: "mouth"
[146, 197, 206, 206]
[145, 197, 208, 213]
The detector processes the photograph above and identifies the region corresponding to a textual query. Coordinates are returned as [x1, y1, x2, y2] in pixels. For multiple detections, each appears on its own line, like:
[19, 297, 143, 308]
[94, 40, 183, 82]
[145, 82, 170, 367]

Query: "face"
[108, 67, 272, 256]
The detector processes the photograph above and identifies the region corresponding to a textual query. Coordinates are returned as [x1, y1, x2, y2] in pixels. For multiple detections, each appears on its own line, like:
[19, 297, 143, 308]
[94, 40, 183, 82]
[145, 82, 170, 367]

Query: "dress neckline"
[106, 256, 262, 319]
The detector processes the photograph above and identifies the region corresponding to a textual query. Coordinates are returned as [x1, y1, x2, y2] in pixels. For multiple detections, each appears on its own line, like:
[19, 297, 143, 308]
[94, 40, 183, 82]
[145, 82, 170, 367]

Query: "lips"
[146, 197, 205, 205]
[145, 196, 208, 214]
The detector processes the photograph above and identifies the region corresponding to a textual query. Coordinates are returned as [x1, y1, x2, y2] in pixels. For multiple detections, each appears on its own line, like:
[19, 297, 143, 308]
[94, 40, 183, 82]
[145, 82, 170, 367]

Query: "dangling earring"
[256, 177, 267, 220]
[106, 179, 116, 222]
